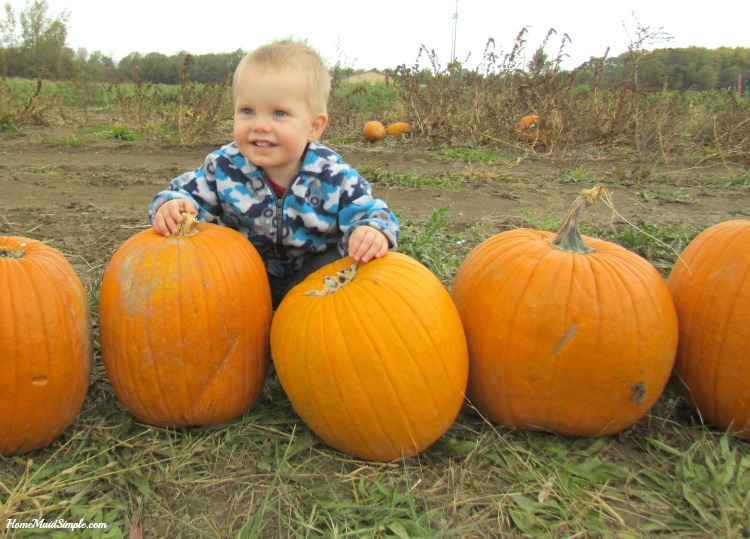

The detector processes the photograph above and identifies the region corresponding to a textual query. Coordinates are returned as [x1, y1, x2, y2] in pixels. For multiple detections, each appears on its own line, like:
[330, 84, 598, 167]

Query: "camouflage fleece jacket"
[149, 141, 400, 278]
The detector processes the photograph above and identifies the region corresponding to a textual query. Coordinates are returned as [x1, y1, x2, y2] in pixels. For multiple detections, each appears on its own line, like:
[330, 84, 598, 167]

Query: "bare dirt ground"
[1, 125, 748, 288]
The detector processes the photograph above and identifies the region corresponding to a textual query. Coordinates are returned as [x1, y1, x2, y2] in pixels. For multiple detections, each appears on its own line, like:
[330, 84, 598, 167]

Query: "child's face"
[233, 64, 327, 183]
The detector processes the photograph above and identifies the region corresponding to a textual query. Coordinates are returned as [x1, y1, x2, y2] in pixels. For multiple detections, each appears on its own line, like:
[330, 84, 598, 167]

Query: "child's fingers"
[349, 227, 388, 263]
[348, 229, 371, 262]
[154, 199, 196, 236]
[170, 200, 197, 222]
[152, 212, 172, 236]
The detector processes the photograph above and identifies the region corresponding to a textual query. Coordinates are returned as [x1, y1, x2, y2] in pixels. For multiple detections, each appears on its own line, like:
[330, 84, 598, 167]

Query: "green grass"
[101, 127, 138, 141]
[359, 167, 468, 191]
[3, 366, 748, 537]
[399, 205, 463, 284]
[704, 170, 750, 189]
[556, 169, 617, 185]
[608, 221, 699, 274]
[432, 147, 516, 164]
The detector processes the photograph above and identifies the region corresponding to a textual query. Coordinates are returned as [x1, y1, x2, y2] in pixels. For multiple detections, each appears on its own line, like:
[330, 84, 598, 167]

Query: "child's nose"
[251, 116, 271, 132]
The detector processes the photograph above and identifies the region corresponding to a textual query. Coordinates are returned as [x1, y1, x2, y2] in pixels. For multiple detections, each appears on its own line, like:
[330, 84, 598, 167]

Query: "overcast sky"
[5, 0, 748, 70]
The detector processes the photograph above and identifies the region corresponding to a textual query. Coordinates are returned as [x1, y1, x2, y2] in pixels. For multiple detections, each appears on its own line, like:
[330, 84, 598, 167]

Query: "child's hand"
[153, 199, 198, 236]
[348, 225, 389, 263]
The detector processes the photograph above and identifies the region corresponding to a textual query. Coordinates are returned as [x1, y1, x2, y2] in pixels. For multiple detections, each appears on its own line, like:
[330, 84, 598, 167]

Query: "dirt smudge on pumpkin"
[551, 324, 577, 356]
[631, 382, 646, 405]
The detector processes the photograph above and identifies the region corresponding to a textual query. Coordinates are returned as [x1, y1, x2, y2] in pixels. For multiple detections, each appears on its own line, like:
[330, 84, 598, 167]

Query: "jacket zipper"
[275, 196, 284, 250]
[260, 170, 296, 253]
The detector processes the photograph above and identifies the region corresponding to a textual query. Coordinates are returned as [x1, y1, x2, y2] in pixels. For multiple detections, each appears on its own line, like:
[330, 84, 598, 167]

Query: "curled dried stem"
[305, 263, 359, 296]
[175, 213, 199, 237]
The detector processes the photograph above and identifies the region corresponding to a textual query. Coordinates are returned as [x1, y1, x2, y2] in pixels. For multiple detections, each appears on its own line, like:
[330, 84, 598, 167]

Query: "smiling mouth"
[253, 141, 275, 148]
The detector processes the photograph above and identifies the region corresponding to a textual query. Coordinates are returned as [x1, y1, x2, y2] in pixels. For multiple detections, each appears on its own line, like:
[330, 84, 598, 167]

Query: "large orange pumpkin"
[667, 220, 750, 438]
[0, 236, 92, 456]
[270, 253, 469, 461]
[362, 121, 386, 143]
[99, 215, 272, 427]
[451, 185, 678, 437]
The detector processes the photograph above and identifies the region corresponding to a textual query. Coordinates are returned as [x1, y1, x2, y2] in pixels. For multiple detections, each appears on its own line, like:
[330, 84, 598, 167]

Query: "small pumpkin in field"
[362, 121, 386, 142]
[0, 236, 92, 456]
[514, 114, 550, 145]
[451, 185, 678, 437]
[271, 252, 469, 461]
[667, 220, 750, 438]
[99, 214, 272, 427]
[385, 122, 411, 137]
[516, 114, 540, 130]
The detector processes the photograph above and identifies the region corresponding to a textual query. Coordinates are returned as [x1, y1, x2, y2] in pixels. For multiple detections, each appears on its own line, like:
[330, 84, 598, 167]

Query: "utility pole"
[450, 0, 458, 64]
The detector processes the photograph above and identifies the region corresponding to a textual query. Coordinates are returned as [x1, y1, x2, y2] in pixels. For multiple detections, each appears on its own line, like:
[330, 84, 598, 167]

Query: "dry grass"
[2, 356, 749, 537]
[387, 33, 750, 167]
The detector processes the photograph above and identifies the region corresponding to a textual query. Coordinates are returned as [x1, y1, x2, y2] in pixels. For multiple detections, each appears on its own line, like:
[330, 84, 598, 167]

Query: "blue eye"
[273, 110, 287, 117]
[241, 108, 254, 116]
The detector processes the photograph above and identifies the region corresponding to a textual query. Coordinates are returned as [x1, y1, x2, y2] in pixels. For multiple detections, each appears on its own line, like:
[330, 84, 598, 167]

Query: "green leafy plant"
[360, 166, 467, 190]
[612, 221, 698, 274]
[399, 205, 462, 284]
[433, 147, 515, 163]
[102, 126, 137, 141]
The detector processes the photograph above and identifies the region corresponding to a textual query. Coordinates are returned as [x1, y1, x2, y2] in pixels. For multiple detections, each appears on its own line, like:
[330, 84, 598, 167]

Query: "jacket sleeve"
[149, 152, 223, 225]
[337, 167, 400, 251]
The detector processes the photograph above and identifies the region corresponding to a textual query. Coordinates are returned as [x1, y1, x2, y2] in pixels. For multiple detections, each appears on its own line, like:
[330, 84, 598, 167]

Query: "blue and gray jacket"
[149, 141, 400, 278]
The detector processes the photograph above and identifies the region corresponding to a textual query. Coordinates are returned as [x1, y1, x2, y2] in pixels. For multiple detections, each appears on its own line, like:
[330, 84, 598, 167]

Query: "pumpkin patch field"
[1, 117, 749, 536]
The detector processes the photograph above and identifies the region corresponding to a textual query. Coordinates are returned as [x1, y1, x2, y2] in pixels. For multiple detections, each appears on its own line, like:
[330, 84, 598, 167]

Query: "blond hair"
[233, 39, 330, 115]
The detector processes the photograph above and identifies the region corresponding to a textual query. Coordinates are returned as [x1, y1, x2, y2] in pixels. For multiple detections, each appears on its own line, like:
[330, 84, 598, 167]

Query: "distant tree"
[192, 52, 237, 83]
[74, 48, 114, 81]
[527, 48, 550, 76]
[117, 49, 245, 85]
[139, 52, 176, 84]
[0, 3, 18, 46]
[715, 46, 750, 92]
[117, 51, 142, 81]
[0, 0, 70, 77]
[525, 28, 570, 76]
[622, 12, 673, 86]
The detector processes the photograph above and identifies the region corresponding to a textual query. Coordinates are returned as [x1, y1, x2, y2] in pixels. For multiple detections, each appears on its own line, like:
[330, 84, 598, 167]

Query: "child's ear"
[308, 113, 328, 141]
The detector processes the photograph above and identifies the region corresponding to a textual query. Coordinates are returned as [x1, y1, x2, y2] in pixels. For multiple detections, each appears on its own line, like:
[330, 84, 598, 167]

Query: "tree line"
[1, 0, 749, 93]
[584, 46, 750, 93]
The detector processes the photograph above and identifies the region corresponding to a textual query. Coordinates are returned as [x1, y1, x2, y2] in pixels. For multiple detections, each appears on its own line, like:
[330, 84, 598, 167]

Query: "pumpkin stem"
[0, 246, 25, 258]
[551, 184, 606, 254]
[305, 263, 359, 296]
[174, 213, 199, 237]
